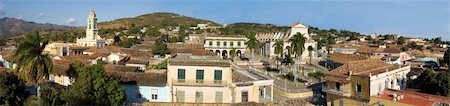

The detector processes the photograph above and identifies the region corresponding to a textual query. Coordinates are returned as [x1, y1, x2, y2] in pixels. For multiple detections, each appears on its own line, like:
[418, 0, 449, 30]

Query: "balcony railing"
[322, 85, 351, 97]
[173, 79, 227, 87]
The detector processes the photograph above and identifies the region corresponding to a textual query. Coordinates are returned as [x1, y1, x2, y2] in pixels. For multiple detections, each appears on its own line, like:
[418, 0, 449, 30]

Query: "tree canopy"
[0, 72, 29, 105]
[411, 68, 450, 97]
[12, 30, 53, 85]
[28, 62, 127, 105]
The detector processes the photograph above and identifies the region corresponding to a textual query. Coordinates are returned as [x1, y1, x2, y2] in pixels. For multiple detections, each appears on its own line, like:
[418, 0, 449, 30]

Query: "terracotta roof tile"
[325, 59, 400, 82]
[356, 46, 384, 54]
[381, 47, 401, 53]
[85, 46, 123, 53]
[191, 49, 216, 56]
[375, 89, 450, 106]
[0, 52, 13, 61]
[328, 53, 369, 64]
[50, 60, 71, 75]
[104, 65, 166, 86]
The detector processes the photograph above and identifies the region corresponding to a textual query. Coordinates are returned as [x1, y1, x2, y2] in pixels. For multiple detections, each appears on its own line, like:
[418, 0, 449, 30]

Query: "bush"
[308, 72, 325, 80]
[280, 72, 308, 83]
[151, 60, 167, 69]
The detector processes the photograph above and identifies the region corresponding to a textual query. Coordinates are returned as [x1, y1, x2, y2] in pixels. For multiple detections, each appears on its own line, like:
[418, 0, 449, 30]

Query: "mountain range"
[0, 17, 73, 37]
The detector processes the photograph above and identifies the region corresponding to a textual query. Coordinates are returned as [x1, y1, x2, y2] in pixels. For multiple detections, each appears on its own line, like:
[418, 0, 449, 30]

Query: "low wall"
[273, 88, 313, 99]
[235, 61, 263, 66]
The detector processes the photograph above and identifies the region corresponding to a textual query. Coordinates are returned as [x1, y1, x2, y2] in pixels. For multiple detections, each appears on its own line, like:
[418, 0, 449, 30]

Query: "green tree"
[397, 36, 405, 44]
[152, 40, 170, 57]
[64, 63, 126, 105]
[412, 68, 450, 96]
[273, 40, 284, 70]
[39, 86, 64, 106]
[289, 32, 307, 83]
[0, 73, 29, 105]
[12, 30, 53, 85]
[435, 73, 450, 97]
[230, 48, 237, 59]
[246, 34, 260, 66]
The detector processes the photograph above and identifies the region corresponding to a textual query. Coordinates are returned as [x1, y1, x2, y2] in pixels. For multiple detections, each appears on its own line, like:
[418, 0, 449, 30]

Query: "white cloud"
[36, 12, 46, 19]
[0, 4, 5, 16]
[66, 18, 77, 25]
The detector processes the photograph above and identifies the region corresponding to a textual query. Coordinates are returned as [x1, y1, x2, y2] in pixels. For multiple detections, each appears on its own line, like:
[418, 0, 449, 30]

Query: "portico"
[203, 36, 247, 58]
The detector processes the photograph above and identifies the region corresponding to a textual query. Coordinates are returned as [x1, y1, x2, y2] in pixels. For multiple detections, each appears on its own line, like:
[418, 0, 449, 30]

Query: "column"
[271, 84, 273, 101]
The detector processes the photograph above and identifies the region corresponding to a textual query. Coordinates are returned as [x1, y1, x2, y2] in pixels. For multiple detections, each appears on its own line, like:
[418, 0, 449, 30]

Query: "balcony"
[322, 85, 351, 97]
[172, 79, 228, 87]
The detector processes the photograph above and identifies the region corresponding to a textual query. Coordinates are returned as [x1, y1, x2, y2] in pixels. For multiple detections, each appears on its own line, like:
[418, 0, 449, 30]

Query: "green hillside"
[98, 12, 218, 29]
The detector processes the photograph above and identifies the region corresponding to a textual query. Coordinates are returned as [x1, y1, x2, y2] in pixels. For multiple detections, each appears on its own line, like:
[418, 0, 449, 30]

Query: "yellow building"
[167, 50, 273, 103]
[323, 59, 410, 106]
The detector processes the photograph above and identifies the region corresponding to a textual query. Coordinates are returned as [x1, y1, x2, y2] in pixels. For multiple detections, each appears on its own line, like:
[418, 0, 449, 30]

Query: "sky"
[0, 0, 449, 40]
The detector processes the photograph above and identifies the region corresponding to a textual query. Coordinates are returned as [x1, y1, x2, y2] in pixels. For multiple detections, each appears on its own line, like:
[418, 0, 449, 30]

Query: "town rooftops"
[69, 46, 90, 50]
[167, 43, 203, 54]
[355, 46, 384, 54]
[205, 36, 247, 40]
[61, 53, 108, 63]
[50, 59, 72, 75]
[170, 50, 230, 67]
[104, 65, 166, 86]
[324, 59, 406, 83]
[381, 47, 401, 53]
[0, 52, 13, 61]
[84, 46, 123, 53]
[328, 53, 369, 64]
[374, 89, 450, 106]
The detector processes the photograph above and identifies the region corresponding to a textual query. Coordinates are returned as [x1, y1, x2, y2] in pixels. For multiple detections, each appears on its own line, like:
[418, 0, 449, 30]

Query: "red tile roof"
[191, 49, 216, 56]
[375, 89, 450, 106]
[328, 53, 369, 64]
[381, 47, 401, 53]
[325, 59, 400, 83]
[104, 65, 166, 86]
[84, 46, 123, 53]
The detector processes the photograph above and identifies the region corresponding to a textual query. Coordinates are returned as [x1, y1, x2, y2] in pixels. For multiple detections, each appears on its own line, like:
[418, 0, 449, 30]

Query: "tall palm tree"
[307, 46, 314, 65]
[289, 32, 306, 83]
[246, 34, 259, 67]
[273, 40, 284, 71]
[230, 48, 237, 59]
[12, 30, 53, 85]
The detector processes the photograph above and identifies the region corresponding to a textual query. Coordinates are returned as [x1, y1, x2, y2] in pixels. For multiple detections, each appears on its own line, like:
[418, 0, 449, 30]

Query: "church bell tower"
[86, 10, 98, 40]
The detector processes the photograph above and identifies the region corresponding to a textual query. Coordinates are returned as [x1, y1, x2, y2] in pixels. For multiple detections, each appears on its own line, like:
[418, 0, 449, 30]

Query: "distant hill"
[98, 12, 218, 29]
[220, 22, 290, 35]
[0, 17, 73, 37]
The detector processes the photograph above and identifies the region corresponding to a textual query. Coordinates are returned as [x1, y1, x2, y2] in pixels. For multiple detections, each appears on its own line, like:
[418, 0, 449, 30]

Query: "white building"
[203, 36, 247, 58]
[256, 23, 317, 63]
[76, 10, 106, 47]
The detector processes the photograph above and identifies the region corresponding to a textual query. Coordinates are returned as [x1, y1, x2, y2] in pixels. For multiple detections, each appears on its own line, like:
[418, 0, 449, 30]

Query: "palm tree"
[288, 32, 306, 83]
[307, 46, 314, 65]
[230, 48, 237, 59]
[273, 40, 284, 71]
[12, 30, 53, 85]
[246, 34, 259, 67]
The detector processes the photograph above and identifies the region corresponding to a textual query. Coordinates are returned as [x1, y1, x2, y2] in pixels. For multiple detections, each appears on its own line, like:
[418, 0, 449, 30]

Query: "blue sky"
[0, 0, 449, 40]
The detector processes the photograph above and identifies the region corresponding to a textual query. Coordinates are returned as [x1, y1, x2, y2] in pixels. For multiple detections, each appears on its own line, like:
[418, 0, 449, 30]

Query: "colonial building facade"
[76, 10, 106, 47]
[323, 59, 411, 106]
[203, 36, 247, 58]
[167, 50, 273, 103]
[256, 23, 317, 63]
